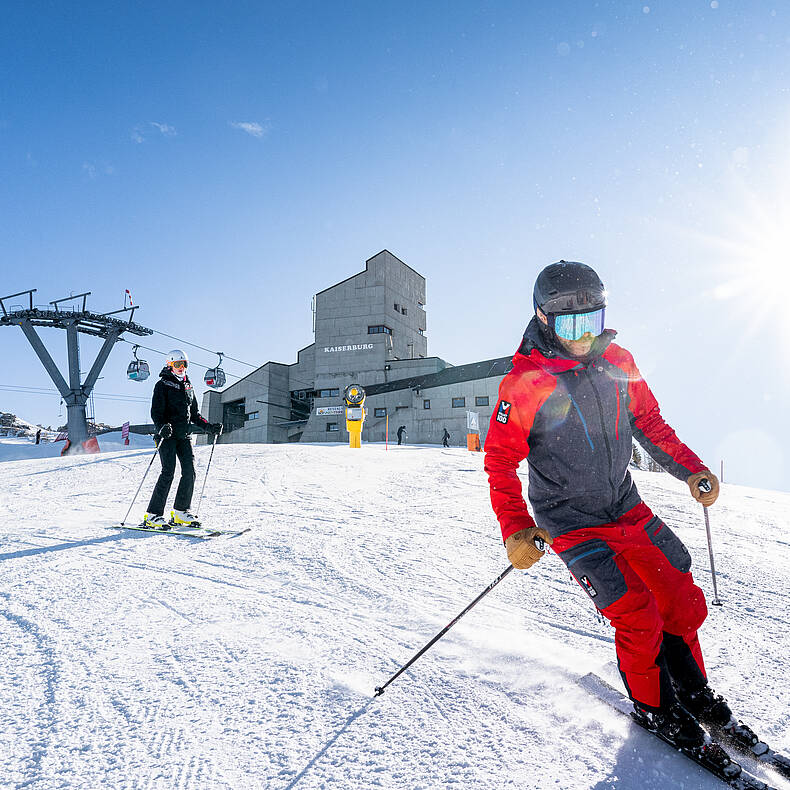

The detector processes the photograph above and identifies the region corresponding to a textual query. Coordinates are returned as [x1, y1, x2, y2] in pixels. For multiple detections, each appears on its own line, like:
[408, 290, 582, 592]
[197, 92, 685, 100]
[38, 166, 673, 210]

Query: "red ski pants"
[552, 502, 708, 708]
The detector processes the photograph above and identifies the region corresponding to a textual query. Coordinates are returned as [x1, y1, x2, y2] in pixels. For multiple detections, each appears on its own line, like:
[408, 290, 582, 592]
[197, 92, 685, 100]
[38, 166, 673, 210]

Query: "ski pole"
[699, 478, 723, 607]
[374, 563, 515, 697]
[120, 437, 161, 526]
[195, 432, 218, 517]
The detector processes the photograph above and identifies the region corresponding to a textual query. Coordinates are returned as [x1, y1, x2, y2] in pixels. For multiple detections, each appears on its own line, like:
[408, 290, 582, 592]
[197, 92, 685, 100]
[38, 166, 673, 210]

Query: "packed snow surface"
[0, 430, 152, 462]
[1, 441, 789, 789]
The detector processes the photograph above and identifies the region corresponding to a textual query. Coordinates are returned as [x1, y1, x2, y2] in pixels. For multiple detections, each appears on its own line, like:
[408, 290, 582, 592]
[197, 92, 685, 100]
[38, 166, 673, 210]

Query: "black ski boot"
[633, 701, 706, 750]
[632, 700, 741, 779]
[679, 685, 762, 752]
[677, 685, 733, 727]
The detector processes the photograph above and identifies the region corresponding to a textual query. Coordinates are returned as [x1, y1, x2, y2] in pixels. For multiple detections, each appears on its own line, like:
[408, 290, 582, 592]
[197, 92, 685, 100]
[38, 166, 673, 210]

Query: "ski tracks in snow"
[0, 444, 788, 788]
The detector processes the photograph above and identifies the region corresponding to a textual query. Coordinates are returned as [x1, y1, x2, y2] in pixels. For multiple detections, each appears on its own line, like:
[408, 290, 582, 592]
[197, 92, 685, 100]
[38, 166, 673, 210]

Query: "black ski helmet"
[533, 261, 606, 316]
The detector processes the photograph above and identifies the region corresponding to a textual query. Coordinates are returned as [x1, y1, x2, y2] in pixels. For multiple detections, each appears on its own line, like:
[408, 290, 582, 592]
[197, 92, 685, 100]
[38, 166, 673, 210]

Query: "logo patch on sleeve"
[496, 400, 511, 424]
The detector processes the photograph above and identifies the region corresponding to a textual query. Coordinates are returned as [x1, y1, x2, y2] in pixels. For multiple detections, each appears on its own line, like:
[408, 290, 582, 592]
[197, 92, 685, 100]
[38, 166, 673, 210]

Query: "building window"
[374, 407, 387, 417]
[401, 307, 407, 315]
[326, 422, 339, 432]
[423, 399, 431, 410]
[475, 396, 489, 407]
[222, 399, 245, 433]
[368, 325, 392, 335]
[394, 303, 400, 311]
[418, 328, 425, 335]
[246, 411, 259, 420]
[317, 388, 339, 398]
[452, 397, 466, 408]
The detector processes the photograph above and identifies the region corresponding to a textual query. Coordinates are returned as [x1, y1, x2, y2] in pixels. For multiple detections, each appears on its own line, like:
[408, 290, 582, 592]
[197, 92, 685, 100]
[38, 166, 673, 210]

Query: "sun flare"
[696, 165, 790, 340]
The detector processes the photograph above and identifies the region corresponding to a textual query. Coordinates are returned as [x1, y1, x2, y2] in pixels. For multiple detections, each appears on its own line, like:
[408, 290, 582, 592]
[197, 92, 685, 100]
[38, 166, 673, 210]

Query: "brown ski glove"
[687, 471, 720, 507]
[505, 526, 554, 570]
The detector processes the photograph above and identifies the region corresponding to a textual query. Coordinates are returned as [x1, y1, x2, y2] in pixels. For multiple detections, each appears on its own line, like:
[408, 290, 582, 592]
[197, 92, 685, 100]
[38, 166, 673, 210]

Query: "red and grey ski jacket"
[484, 319, 707, 542]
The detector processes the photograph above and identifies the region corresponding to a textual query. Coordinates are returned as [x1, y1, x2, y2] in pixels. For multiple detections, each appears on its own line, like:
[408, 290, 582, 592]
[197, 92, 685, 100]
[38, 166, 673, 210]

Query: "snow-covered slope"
[0, 430, 154, 462]
[1, 443, 788, 789]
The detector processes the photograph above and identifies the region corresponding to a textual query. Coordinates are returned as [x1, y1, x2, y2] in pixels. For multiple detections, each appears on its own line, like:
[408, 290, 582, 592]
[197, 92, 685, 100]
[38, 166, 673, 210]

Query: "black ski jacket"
[151, 367, 211, 439]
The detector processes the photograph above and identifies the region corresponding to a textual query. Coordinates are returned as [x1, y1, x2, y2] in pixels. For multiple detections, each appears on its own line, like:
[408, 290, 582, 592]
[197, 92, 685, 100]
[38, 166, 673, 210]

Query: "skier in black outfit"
[397, 425, 407, 445]
[143, 350, 222, 528]
[442, 428, 450, 448]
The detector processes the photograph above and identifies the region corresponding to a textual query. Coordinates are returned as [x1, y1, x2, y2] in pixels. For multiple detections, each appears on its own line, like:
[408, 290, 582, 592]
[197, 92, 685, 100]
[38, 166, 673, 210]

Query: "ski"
[711, 718, 790, 780]
[110, 524, 250, 539]
[579, 673, 777, 790]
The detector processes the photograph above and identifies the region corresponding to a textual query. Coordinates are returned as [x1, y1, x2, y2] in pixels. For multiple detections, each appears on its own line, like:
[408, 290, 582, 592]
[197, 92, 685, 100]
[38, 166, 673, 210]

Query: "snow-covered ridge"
[1, 443, 788, 789]
[0, 410, 55, 439]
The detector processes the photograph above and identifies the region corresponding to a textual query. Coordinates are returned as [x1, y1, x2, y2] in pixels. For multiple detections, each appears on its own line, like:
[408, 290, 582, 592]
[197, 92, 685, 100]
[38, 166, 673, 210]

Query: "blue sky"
[2, 1, 790, 490]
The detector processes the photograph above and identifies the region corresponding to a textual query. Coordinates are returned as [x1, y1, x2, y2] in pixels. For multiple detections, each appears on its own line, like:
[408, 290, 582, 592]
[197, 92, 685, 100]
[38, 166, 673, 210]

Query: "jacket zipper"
[612, 380, 620, 440]
[584, 366, 618, 505]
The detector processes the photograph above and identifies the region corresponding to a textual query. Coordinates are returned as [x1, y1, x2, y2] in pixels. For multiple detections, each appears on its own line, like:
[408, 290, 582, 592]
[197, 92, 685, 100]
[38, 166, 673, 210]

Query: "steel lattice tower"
[0, 289, 153, 452]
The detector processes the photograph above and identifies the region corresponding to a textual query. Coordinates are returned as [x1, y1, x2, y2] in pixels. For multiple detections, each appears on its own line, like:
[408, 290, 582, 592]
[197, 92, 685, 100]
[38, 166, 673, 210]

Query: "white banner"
[466, 411, 480, 431]
[317, 406, 344, 416]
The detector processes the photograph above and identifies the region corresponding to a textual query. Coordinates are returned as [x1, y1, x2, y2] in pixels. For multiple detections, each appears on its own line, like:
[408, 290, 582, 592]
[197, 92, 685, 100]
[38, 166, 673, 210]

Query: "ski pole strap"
[374, 564, 514, 697]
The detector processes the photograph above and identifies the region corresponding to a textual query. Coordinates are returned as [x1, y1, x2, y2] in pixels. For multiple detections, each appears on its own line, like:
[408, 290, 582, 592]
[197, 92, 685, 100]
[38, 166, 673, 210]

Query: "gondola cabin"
[205, 352, 226, 389]
[204, 367, 226, 388]
[127, 348, 150, 382]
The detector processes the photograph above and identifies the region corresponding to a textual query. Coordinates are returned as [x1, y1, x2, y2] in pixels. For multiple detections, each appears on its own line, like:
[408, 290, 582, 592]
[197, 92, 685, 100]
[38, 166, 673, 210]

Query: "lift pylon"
[0, 289, 153, 452]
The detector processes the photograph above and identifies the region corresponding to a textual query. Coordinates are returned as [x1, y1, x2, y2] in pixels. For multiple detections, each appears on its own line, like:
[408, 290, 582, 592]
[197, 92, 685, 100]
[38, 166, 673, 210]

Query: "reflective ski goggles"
[550, 307, 605, 341]
[170, 360, 188, 369]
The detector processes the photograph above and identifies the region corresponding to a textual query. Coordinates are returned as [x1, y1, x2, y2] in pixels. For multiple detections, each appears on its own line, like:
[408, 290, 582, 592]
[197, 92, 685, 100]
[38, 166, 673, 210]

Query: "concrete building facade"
[201, 250, 511, 447]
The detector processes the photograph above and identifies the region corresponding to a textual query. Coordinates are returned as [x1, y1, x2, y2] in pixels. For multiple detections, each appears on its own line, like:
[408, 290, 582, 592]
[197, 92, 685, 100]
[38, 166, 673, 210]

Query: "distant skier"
[397, 425, 407, 445]
[485, 262, 730, 754]
[442, 428, 450, 448]
[143, 350, 222, 528]
[35, 429, 41, 445]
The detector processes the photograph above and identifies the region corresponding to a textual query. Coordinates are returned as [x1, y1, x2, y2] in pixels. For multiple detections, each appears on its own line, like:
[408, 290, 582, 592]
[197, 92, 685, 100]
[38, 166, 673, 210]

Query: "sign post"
[466, 411, 481, 452]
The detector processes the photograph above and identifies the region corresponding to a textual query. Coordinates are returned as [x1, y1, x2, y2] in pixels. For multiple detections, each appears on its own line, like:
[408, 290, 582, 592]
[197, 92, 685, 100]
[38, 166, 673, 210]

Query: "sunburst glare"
[693, 157, 790, 340]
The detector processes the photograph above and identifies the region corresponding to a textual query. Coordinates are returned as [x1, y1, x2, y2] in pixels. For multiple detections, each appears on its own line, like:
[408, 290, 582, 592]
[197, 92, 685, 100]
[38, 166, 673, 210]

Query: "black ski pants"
[146, 437, 196, 516]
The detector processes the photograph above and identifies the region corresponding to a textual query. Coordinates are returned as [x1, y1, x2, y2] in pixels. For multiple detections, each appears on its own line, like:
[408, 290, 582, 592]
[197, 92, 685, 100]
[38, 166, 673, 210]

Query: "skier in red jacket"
[484, 261, 731, 752]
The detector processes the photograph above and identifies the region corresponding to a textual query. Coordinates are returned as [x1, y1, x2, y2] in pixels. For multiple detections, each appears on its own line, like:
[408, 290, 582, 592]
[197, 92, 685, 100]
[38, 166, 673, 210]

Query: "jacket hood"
[515, 316, 617, 373]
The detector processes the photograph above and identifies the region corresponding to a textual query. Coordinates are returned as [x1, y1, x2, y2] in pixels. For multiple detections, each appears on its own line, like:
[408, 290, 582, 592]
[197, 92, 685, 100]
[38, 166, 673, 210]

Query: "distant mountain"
[0, 411, 54, 439]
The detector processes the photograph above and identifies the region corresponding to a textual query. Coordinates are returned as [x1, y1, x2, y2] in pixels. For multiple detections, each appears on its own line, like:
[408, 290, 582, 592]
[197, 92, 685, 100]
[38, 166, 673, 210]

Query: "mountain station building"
[201, 250, 511, 446]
